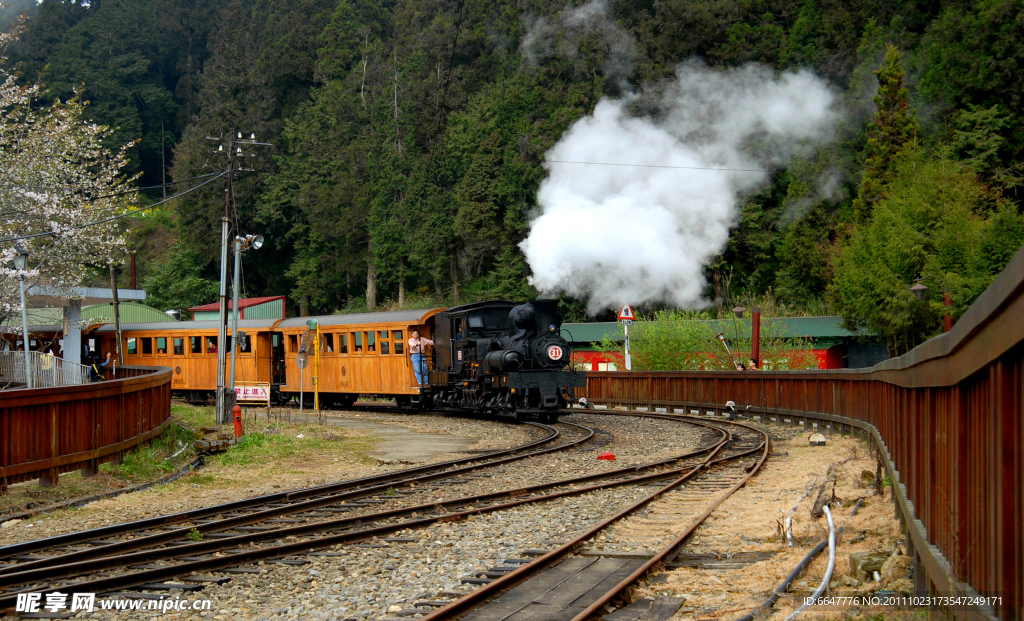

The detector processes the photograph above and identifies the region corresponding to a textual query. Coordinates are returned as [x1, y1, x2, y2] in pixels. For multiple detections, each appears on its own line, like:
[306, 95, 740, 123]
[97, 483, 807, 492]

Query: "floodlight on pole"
[246, 234, 264, 250]
[732, 305, 745, 318]
[911, 282, 928, 300]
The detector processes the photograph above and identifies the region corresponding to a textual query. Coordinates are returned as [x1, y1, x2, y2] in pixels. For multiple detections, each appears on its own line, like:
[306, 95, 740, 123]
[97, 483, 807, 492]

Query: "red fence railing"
[0, 366, 172, 491]
[584, 246, 1024, 621]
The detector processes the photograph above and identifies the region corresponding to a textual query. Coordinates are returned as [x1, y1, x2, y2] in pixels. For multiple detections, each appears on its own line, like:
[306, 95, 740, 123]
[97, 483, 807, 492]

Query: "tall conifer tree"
[853, 44, 918, 222]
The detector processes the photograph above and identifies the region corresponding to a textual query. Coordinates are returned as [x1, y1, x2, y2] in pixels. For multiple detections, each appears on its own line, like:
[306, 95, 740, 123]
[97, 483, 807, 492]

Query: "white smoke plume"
[521, 61, 841, 313]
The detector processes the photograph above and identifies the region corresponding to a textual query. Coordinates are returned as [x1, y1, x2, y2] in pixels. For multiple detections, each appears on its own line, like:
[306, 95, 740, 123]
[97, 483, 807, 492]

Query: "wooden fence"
[0, 366, 172, 491]
[583, 246, 1024, 620]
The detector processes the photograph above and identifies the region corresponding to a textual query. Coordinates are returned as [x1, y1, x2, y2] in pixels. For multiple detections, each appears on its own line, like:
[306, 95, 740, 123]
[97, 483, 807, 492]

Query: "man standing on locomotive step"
[408, 330, 434, 387]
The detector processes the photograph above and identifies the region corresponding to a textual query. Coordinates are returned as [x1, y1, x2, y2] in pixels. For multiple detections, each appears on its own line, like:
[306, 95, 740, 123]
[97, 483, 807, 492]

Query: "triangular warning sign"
[617, 305, 635, 321]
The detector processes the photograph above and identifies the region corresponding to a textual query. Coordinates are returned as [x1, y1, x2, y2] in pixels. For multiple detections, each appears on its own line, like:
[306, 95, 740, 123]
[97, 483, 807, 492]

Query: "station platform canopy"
[9, 286, 151, 364]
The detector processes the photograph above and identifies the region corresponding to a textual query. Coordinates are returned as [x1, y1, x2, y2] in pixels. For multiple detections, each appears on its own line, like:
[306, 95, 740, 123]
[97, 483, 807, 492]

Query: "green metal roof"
[1, 303, 174, 330]
[82, 303, 175, 324]
[562, 316, 861, 345]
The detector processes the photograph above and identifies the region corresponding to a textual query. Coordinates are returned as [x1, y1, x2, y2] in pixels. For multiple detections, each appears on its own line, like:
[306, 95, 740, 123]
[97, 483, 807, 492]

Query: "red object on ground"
[597, 452, 616, 461]
[233, 404, 244, 439]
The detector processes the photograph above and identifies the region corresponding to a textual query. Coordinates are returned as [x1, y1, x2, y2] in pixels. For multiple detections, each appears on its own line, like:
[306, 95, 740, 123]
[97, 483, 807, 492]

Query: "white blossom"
[1, 21, 139, 321]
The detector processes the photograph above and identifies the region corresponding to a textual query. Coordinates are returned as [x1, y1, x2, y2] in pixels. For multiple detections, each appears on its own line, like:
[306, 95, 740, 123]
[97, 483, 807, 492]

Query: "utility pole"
[207, 130, 269, 425]
[216, 131, 235, 424]
[161, 118, 167, 200]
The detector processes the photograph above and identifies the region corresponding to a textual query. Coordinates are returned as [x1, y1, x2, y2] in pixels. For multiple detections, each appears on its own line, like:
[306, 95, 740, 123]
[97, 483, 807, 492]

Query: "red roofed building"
[188, 296, 286, 320]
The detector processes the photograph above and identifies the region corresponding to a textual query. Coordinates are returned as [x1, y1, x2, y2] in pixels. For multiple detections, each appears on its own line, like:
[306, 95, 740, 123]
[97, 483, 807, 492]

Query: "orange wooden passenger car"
[87, 308, 442, 405]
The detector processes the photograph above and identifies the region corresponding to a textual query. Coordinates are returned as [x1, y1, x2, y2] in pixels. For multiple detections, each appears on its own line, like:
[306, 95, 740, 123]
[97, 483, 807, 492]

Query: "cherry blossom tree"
[1, 21, 139, 323]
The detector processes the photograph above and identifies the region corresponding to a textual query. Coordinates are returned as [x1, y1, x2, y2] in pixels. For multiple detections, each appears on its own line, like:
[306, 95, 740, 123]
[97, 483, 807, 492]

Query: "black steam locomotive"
[424, 300, 586, 422]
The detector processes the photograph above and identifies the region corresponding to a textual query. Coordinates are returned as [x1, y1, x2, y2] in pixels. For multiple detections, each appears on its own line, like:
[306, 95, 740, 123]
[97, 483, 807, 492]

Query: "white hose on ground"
[784, 504, 836, 621]
[786, 476, 817, 547]
[165, 441, 189, 462]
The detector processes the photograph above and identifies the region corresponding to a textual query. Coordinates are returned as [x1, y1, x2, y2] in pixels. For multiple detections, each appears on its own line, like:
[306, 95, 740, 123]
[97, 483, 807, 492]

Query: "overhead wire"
[0, 172, 227, 244]
[3, 172, 223, 201]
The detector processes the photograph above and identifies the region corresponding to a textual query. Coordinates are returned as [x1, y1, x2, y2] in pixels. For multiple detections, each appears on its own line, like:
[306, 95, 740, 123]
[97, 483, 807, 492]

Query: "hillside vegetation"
[3, 0, 1022, 353]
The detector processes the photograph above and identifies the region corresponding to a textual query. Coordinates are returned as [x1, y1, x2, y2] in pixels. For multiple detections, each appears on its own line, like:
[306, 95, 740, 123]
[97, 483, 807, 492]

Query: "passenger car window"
[354, 332, 363, 352]
[141, 338, 152, 355]
[239, 334, 252, 353]
[206, 336, 218, 354]
[173, 338, 184, 355]
[127, 338, 137, 355]
[324, 334, 334, 353]
[366, 331, 376, 352]
[157, 337, 167, 354]
[338, 333, 348, 354]
[393, 330, 403, 355]
[288, 334, 298, 353]
[190, 337, 202, 354]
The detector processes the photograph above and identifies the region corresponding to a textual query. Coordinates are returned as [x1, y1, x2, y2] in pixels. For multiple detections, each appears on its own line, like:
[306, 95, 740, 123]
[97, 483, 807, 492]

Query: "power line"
[546, 160, 771, 172]
[0, 172, 227, 243]
[88, 172, 223, 200]
[3, 172, 224, 201]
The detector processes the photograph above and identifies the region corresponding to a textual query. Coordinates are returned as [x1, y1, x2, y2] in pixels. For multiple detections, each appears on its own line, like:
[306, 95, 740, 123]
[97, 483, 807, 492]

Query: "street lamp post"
[13, 245, 32, 388]
[730, 305, 760, 368]
[911, 276, 955, 332]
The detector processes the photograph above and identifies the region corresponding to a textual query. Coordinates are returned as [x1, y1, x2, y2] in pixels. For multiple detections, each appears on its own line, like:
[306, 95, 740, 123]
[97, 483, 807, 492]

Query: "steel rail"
[417, 414, 768, 621]
[0, 421, 730, 606]
[0, 421, 588, 575]
[0, 420, 564, 564]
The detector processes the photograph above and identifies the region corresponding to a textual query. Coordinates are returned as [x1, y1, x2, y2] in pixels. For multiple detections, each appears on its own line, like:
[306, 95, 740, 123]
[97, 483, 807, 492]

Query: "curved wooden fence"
[0, 366, 172, 491]
[584, 246, 1024, 621]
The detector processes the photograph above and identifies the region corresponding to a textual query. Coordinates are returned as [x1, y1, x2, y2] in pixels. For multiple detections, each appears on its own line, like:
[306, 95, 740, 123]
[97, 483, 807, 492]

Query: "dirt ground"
[0, 405, 523, 547]
[633, 423, 908, 620]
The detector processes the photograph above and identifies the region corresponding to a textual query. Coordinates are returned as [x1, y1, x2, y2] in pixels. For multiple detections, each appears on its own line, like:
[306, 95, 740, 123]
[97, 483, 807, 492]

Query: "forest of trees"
[2, 0, 1022, 354]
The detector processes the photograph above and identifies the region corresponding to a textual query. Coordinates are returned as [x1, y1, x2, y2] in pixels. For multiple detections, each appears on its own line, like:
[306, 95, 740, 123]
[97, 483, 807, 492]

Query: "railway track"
[0, 415, 724, 611]
[413, 412, 770, 621]
[0, 411, 765, 619]
[0, 420, 565, 568]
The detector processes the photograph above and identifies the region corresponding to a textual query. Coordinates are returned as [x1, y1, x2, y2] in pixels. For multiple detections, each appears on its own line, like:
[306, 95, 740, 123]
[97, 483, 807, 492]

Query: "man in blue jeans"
[408, 330, 434, 387]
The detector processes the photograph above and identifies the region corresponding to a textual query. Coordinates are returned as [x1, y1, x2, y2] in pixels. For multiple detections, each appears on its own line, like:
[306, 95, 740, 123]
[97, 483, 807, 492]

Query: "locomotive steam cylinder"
[482, 349, 523, 372]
